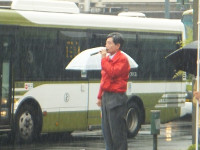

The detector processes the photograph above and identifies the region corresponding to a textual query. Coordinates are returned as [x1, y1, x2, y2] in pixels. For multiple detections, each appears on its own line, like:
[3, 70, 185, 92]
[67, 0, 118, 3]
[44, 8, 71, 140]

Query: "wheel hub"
[127, 108, 138, 132]
[19, 111, 33, 139]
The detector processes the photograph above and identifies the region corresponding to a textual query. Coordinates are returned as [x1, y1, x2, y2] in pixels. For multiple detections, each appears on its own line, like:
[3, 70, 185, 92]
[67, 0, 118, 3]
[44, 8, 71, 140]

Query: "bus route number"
[129, 71, 137, 77]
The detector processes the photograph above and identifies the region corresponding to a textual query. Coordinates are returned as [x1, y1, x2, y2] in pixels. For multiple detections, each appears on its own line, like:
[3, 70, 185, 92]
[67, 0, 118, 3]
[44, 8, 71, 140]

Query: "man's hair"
[107, 32, 124, 50]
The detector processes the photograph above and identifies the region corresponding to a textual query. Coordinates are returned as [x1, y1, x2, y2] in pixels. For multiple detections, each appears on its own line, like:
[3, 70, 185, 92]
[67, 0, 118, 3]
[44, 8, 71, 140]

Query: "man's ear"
[116, 43, 120, 49]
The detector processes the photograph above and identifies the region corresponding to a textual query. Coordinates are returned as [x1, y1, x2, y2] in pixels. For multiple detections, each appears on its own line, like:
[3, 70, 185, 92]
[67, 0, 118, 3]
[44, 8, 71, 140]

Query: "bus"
[0, 0, 191, 143]
[181, 9, 193, 41]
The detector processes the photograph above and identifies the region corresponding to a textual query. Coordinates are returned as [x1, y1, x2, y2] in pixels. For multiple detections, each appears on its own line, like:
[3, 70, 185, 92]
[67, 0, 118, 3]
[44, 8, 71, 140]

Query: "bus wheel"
[15, 104, 40, 143]
[126, 102, 142, 138]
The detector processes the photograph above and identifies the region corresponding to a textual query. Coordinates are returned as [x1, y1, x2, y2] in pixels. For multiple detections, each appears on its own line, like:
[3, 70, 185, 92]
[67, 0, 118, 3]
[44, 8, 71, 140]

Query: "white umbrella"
[65, 47, 138, 70]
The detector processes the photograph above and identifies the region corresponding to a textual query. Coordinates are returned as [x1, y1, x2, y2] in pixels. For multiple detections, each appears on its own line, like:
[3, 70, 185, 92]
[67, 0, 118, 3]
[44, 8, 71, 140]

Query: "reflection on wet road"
[0, 118, 192, 150]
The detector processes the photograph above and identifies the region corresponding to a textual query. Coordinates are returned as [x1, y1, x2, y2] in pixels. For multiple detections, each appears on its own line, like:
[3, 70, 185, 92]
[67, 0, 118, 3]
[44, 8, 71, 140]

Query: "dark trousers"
[102, 92, 128, 150]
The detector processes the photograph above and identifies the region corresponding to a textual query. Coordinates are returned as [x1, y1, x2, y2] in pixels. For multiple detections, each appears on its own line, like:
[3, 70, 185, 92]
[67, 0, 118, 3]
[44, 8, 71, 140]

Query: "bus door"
[0, 39, 12, 131]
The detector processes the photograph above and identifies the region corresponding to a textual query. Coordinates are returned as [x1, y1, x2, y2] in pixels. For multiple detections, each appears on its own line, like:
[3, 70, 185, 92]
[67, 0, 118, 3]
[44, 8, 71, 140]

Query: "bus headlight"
[1, 111, 7, 117]
[0, 108, 8, 118]
[1, 98, 8, 105]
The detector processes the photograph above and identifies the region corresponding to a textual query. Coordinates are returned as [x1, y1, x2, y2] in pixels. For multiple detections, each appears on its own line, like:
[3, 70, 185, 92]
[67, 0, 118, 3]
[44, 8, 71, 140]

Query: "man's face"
[105, 37, 120, 55]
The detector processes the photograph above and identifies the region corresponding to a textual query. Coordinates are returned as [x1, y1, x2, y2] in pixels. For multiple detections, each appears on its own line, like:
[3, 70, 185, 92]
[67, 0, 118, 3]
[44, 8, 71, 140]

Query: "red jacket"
[97, 50, 130, 99]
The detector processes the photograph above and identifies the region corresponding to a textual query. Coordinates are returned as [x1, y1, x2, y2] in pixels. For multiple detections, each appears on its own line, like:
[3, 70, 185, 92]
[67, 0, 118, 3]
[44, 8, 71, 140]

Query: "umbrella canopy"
[66, 47, 138, 70]
[165, 40, 198, 75]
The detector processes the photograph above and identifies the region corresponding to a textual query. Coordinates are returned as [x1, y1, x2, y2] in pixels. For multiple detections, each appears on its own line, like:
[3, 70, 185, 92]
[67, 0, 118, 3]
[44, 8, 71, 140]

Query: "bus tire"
[15, 104, 41, 143]
[126, 102, 142, 138]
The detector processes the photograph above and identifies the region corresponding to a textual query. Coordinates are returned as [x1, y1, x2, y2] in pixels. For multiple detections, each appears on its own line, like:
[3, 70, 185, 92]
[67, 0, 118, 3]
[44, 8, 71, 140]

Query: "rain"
[0, 0, 198, 150]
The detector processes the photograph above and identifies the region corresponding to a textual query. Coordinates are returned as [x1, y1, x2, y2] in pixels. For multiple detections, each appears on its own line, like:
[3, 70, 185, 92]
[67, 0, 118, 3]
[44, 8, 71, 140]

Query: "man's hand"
[100, 49, 107, 58]
[96, 99, 102, 107]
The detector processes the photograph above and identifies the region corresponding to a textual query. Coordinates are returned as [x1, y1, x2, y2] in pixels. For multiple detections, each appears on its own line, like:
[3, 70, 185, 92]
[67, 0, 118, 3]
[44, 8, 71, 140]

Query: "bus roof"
[182, 9, 193, 16]
[118, 12, 146, 18]
[0, 8, 184, 34]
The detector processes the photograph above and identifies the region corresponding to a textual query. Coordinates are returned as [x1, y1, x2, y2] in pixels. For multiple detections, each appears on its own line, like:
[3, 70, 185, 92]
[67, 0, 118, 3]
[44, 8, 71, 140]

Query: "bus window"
[13, 28, 89, 81]
[137, 32, 181, 80]
[14, 27, 59, 80]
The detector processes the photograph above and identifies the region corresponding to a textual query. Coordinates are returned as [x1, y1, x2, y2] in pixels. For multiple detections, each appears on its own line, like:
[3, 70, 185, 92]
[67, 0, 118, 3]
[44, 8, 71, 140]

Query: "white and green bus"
[0, 0, 191, 143]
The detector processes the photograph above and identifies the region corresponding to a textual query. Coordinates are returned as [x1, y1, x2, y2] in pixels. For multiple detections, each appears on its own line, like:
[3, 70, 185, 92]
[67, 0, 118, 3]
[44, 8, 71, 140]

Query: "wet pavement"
[0, 117, 193, 150]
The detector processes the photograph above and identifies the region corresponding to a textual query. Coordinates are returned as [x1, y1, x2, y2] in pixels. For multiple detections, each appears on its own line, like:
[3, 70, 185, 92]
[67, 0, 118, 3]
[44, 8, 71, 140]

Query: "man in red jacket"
[96, 32, 130, 150]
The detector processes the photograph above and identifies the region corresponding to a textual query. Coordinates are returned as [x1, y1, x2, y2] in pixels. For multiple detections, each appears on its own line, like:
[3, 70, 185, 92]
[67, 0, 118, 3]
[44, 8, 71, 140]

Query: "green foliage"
[187, 144, 200, 150]
[184, 27, 193, 45]
[172, 70, 185, 79]
[177, 27, 193, 48]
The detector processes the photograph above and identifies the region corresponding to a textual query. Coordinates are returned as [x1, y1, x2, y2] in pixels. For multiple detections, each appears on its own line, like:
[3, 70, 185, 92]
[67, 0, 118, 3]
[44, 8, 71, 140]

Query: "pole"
[84, 0, 90, 13]
[153, 134, 157, 150]
[151, 110, 160, 150]
[196, 0, 200, 149]
[193, 0, 198, 145]
[165, 0, 170, 19]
